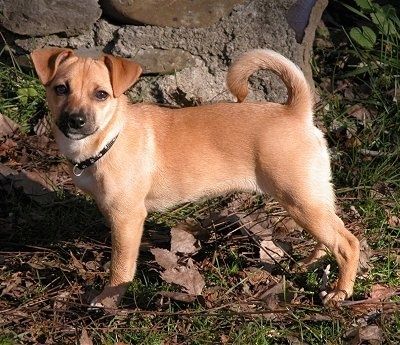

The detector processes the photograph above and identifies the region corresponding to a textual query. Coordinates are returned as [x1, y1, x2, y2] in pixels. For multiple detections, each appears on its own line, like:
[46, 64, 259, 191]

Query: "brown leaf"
[0, 273, 22, 298]
[150, 248, 178, 270]
[358, 238, 373, 275]
[161, 266, 205, 295]
[369, 284, 397, 301]
[79, 328, 93, 345]
[33, 117, 52, 136]
[158, 291, 198, 303]
[358, 326, 382, 345]
[259, 239, 287, 264]
[0, 138, 18, 157]
[54, 291, 72, 310]
[345, 325, 382, 345]
[0, 114, 19, 137]
[170, 222, 200, 254]
[70, 251, 86, 276]
[10, 170, 56, 205]
[346, 103, 372, 121]
[259, 278, 295, 309]
[0, 163, 18, 177]
[387, 214, 400, 228]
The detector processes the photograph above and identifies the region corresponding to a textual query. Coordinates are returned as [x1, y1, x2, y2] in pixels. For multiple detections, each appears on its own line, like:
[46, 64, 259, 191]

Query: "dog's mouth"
[56, 111, 98, 140]
[63, 130, 98, 140]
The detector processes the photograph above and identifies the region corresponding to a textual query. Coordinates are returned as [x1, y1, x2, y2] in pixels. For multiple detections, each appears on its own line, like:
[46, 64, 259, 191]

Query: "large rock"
[9, 0, 328, 109]
[100, 0, 245, 28]
[113, 0, 302, 106]
[0, 0, 101, 36]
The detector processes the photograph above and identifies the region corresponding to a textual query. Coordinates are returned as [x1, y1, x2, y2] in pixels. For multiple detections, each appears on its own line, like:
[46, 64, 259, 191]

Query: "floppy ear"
[31, 48, 75, 85]
[101, 54, 142, 97]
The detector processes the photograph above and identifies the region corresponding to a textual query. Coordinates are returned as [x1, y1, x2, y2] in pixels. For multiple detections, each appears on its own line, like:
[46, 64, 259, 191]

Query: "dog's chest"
[72, 171, 97, 197]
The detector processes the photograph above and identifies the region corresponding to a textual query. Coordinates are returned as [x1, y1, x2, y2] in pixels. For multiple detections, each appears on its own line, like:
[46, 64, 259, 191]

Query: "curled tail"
[227, 49, 314, 115]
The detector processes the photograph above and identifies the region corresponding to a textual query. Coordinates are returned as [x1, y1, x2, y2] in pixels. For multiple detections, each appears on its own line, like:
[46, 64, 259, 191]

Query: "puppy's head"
[31, 48, 142, 141]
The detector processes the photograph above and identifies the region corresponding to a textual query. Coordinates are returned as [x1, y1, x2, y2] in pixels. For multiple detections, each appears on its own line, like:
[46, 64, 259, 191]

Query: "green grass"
[0, 45, 47, 133]
[1, 2, 400, 343]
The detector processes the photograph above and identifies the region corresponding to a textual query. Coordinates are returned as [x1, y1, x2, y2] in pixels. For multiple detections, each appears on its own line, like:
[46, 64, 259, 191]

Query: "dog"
[31, 47, 360, 308]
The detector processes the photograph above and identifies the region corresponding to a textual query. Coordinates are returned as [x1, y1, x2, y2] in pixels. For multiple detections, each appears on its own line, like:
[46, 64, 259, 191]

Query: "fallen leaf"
[369, 284, 397, 301]
[9, 169, 57, 204]
[345, 325, 382, 345]
[0, 138, 18, 157]
[158, 291, 198, 303]
[33, 116, 52, 136]
[70, 251, 86, 276]
[79, 328, 93, 345]
[358, 238, 373, 275]
[0, 163, 18, 178]
[170, 222, 200, 254]
[150, 248, 179, 270]
[54, 291, 72, 310]
[387, 214, 400, 228]
[0, 114, 19, 137]
[258, 278, 294, 309]
[346, 103, 373, 122]
[236, 211, 274, 239]
[161, 265, 205, 296]
[259, 239, 287, 264]
[244, 267, 271, 286]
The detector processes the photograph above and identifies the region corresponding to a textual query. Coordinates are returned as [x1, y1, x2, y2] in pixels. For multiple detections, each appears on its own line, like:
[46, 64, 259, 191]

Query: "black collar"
[71, 135, 119, 176]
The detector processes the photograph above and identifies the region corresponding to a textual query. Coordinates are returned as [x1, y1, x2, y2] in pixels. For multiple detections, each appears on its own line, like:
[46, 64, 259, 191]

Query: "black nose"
[68, 113, 86, 129]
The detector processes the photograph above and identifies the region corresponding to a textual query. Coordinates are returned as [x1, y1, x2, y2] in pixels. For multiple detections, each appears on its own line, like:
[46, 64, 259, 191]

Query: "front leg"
[90, 204, 147, 309]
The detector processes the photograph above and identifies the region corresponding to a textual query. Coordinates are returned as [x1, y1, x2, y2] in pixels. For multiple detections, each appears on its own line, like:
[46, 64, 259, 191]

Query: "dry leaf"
[259, 278, 294, 309]
[158, 291, 198, 303]
[10, 170, 56, 205]
[345, 325, 382, 345]
[0, 114, 19, 137]
[161, 266, 205, 295]
[369, 284, 397, 301]
[259, 239, 286, 264]
[54, 291, 71, 310]
[387, 214, 400, 228]
[358, 238, 373, 275]
[170, 223, 200, 254]
[70, 251, 86, 275]
[79, 328, 93, 345]
[150, 248, 179, 270]
[236, 211, 274, 239]
[33, 116, 52, 136]
[0, 163, 18, 178]
[0, 138, 18, 157]
[346, 103, 372, 122]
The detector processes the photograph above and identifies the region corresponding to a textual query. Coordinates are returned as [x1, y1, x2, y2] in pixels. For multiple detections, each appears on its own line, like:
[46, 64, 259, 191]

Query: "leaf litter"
[0, 120, 384, 344]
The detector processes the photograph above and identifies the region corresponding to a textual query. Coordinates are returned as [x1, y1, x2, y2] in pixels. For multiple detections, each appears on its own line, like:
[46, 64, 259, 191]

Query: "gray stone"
[113, 0, 301, 106]
[100, 0, 245, 28]
[10, 0, 327, 110]
[0, 0, 101, 36]
[131, 48, 197, 74]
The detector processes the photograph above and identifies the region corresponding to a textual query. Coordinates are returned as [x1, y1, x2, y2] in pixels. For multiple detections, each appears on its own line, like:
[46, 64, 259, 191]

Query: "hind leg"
[298, 242, 328, 268]
[283, 196, 359, 303]
[256, 129, 359, 303]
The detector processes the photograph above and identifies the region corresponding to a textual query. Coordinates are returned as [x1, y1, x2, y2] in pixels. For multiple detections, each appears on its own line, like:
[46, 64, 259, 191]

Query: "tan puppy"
[31, 48, 360, 308]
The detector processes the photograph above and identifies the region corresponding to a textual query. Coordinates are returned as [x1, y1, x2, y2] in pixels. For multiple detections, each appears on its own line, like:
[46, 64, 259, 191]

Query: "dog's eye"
[55, 84, 69, 96]
[95, 90, 109, 101]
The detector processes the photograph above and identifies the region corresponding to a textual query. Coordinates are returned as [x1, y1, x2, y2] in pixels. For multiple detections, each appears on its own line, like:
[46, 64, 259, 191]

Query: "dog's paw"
[88, 300, 105, 312]
[320, 289, 348, 306]
[88, 289, 121, 312]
